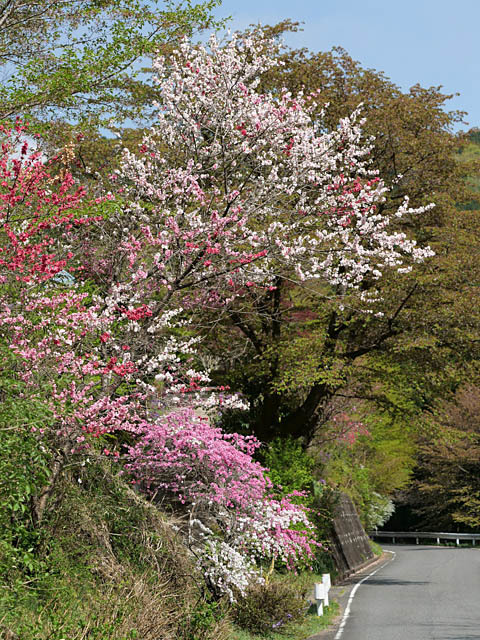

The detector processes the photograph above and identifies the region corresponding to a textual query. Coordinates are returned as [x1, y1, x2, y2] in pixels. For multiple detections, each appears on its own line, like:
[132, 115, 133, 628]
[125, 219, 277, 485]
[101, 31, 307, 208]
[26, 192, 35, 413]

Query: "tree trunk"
[32, 446, 67, 526]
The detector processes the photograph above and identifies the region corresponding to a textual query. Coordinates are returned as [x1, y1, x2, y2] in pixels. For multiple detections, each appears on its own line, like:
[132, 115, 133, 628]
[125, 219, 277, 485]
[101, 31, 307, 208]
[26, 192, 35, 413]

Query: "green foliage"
[0, 344, 54, 578]
[466, 129, 480, 145]
[0, 426, 50, 575]
[262, 437, 315, 496]
[319, 408, 415, 529]
[370, 541, 383, 556]
[406, 384, 480, 531]
[455, 132, 480, 209]
[0, 0, 223, 130]
[233, 579, 308, 636]
[179, 596, 229, 640]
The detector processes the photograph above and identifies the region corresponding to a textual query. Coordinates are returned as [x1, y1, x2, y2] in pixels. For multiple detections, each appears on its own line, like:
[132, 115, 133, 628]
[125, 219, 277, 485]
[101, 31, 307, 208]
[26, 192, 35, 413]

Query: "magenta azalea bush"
[125, 408, 318, 599]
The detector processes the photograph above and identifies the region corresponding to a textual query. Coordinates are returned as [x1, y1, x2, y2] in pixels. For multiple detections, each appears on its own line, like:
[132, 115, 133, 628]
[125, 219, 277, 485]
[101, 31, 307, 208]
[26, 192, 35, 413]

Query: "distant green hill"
[457, 130, 480, 209]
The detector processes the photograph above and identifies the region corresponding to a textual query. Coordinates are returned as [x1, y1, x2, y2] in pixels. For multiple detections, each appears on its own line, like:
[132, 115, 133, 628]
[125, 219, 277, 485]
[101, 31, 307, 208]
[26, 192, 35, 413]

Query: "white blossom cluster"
[365, 492, 396, 530]
[200, 538, 263, 602]
[184, 495, 314, 601]
[117, 31, 434, 300]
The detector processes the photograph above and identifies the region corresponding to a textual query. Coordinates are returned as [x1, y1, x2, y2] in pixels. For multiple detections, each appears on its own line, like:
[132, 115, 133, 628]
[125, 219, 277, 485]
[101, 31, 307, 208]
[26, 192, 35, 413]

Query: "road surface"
[325, 545, 480, 640]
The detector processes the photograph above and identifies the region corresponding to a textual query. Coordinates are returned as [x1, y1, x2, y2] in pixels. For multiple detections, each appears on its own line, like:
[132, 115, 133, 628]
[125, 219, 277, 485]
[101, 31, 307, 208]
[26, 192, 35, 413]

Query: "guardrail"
[314, 573, 331, 616]
[370, 530, 480, 546]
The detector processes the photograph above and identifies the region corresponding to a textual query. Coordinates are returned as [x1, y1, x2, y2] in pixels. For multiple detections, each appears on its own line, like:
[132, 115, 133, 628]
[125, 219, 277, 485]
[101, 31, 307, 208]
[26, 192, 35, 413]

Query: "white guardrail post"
[314, 573, 331, 616]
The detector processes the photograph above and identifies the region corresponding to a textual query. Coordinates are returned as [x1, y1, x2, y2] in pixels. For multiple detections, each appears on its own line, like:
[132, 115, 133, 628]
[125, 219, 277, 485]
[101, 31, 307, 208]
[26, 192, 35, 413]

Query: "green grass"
[230, 601, 339, 640]
[370, 540, 383, 556]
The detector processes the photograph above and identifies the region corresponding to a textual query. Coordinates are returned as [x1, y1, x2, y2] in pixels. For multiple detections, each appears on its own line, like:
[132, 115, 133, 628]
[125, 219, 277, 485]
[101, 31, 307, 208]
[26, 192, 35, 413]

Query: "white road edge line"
[333, 551, 397, 640]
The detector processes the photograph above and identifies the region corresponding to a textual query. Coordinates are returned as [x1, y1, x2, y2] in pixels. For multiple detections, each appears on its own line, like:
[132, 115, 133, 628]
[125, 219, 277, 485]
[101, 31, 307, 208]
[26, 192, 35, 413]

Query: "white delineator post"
[314, 582, 325, 616]
[314, 573, 331, 616]
[322, 573, 331, 606]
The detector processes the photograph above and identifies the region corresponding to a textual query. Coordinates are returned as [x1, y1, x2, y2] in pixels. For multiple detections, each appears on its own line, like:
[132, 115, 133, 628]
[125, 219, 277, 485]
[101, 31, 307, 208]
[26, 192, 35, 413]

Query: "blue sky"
[214, 0, 479, 131]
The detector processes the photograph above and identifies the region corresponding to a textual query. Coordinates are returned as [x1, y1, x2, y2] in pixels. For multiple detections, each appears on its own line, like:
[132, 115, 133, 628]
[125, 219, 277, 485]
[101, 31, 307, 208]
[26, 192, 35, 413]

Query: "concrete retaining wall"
[328, 493, 374, 579]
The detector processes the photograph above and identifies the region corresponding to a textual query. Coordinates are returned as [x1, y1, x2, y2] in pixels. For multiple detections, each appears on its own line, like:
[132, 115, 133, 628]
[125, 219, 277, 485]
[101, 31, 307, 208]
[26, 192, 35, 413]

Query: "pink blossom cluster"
[124, 408, 319, 599]
[0, 123, 91, 284]
[125, 408, 265, 505]
[332, 412, 371, 446]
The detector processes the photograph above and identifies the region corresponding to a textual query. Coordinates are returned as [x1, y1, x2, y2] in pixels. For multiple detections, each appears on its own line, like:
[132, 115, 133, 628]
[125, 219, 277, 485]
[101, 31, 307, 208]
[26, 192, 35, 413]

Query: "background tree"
[0, 0, 223, 190]
[204, 23, 480, 458]
[405, 383, 480, 531]
[0, 0, 220, 126]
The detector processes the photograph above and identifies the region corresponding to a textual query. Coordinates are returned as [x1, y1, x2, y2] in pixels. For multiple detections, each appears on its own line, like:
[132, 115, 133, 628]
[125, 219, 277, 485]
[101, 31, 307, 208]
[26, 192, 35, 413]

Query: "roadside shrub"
[179, 596, 230, 640]
[232, 579, 307, 635]
[125, 411, 318, 600]
[364, 492, 395, 530]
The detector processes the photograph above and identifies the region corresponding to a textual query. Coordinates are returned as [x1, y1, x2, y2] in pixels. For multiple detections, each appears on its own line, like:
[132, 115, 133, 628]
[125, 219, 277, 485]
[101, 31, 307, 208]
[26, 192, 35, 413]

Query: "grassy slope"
[231, 602, 339, 640]
[0, 460, 338, 640]
[0, 462, 232, 640]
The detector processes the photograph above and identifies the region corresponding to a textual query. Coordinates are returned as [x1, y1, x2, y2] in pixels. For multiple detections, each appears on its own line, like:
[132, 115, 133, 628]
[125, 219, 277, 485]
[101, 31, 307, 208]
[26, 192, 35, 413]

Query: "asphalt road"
[325, 545, 480, 640]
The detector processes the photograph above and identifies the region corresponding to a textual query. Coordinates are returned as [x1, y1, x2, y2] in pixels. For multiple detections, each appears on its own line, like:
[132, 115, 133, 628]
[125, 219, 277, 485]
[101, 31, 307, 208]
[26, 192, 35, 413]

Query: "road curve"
[329, 545, 480, 640]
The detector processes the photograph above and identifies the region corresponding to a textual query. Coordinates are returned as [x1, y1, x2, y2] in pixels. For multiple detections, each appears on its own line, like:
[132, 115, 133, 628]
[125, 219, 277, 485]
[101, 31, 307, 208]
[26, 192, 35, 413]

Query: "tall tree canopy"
[0, 0, 220, 127]
[203, 23, 480, 449]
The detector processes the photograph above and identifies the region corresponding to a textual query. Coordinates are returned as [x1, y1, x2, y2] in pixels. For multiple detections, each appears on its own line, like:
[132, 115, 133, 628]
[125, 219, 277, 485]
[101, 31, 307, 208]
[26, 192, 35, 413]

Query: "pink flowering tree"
[103, 31, 436, 449]
[0, 123, 140, 523]
[0, 124, 318, 597]
[1, 28, 436, 599]
[0, 134, 204, 522]
[70, 30, 435, 594]
[71, 31, 436, 426]
[110, 32, 433, 308]
[67, 31, 435, 414]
